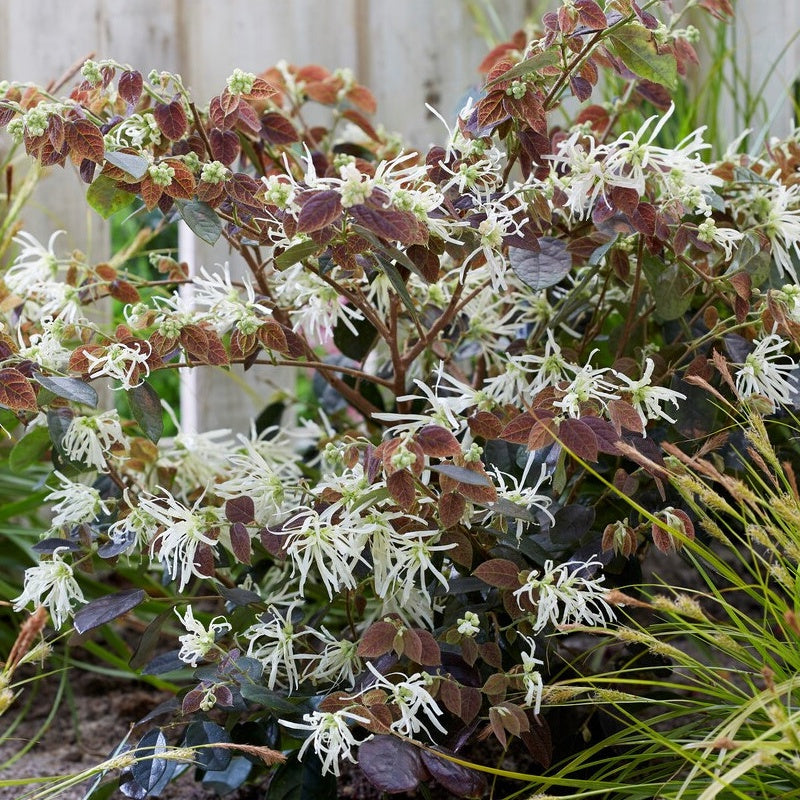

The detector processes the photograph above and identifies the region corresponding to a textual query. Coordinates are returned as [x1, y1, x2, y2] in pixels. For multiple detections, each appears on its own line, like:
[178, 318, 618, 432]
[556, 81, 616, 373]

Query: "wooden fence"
[1, 0, 798, 432]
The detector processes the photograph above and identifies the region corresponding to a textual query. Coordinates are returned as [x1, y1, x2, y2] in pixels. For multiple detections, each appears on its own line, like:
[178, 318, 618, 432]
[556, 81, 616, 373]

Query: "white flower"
[278, 507, 369, 598]
[513, 556, 615, 633]
[364, 662, 446, 739]
[486, 457, 555, 540]
[457, 611, 480, 637]
[46, 471, 110, 527]
[175, 606, 231, 667]
[613, 358, 686, 430]
[190, 264, 273, 334]
[518, 635, 544, 715]
[61, 410, 126, 471]
[156, 405, 233, 493]
[83, 340, 152, 390]
[244, 602, 317, 691]
[734, 333, 798, 412]
[141, 490, 222, 591]
[305, 629, 362, 688]
[280, 709, 372, 777]
[553, 352, 620, 418]
[13, 547, 86, 629]
[5, 231, 66, 296]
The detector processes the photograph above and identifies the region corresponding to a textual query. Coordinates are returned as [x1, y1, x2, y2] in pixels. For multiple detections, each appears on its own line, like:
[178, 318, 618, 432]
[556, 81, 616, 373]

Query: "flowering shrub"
[3, 0, 799, 796]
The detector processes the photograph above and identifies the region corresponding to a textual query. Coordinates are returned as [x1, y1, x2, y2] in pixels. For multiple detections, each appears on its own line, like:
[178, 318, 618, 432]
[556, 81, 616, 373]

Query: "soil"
[0, 668, 272, 800]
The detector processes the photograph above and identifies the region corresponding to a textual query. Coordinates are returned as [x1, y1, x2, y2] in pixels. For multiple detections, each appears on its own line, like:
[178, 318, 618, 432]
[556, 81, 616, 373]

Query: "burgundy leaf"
[153, 97, 188, 141]
[118, 70, 144, 106]
[296, 190, 343, 233]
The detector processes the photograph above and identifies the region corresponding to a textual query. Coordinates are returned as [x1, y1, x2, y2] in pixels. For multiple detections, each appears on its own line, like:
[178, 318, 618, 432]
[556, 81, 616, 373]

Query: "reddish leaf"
[570, 76, 593, 102]
[358, 736, 425, 795]
[460, 686, 482, 724]
[347, 84, 377, 114]
[489, 708, 508, 748]
[209, 128, 240, 165]
[387, 469, 416, 511]
[576, 0, 608, 28]
[341, 109, 380, 142]
[479, 641, 504, 669]
[500, 413, 536, 444]
[209, 92, 240, 130]
[229, 521, 252, 564]
[439, 492, 466, 529]
[109, 280, 140, 304]
[468, 411, 503, 440]
[349, 203, 425, 245]
[204, 329, 229, 366]
[440, 530, 472, 568]
[154, 97, 188, 140]
[610, 186, 640, 215]
[179, 324, 210, 361]
[420, 750, 487, 799]
[47, 115, 64, 150]
[225, 496, 255, 524]
[473, 558, 521, 589]
[260, 112, 299, 145]
[257, 320, 289, 354]
[246, 76, 278, 99]
[476, 92, 509, 129]
[521, 719, 553, 768]
[527, 412, 558, 451]
[0, 368, 38, 411]
[608, 398, 644, 434]
[118, 70, 143, 105]
[483, 673, 510, 701]
[296, 190, 342, 233]
[357, 621, 397, 657]
[230, 329, 258, 359]
[580, 416, 620, 455]
[140, 178, 162, 211]
[226, 172, 261, 207]
[558, 417, 599, 462]
[440, 680, 461, 717]
[631, 202, 656, 236]
[414, 629, 441, 666]
[163, 160, 196, 200]
[235, 101, 261, 134]
[401, 627, 423, 662]
[193, 543, 215, 578]
[415, 425, 462, 458]
[65, 119, 105, 163]
[406, 244, 440, 283]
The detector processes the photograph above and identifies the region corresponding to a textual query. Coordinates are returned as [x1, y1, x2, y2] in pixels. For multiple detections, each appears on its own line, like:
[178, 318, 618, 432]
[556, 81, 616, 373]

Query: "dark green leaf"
[333, 312, 378, 361]
[641, 255, 695, 321]
[127, 382, 163, 442]
[129, 609, 173, 670]
[175, 199, 223, 245]
[46, 407, 74, 456]
[9, 425, 52, 472]
[268, 752, 337, 800]
[33, 373, 98, 407]
[725, 231, 771, 285]
[510, 237, 570, 289]
[74, 589, 147, 635]
[131, 729, 167, 792]
[608, 24, 678, 90]
[238, 683, 299, 714]
[588, 235, 619, 267]
[104, 151, 148, 179]
[183, 721, 231, 772]
[87, 175, 133, 219]
[485, 50, 560, 86]
[275, 239, 321, 269]
[373, 253, 420, 324]
[430, 464, 493, 486]
[202, 756, 252, 793]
